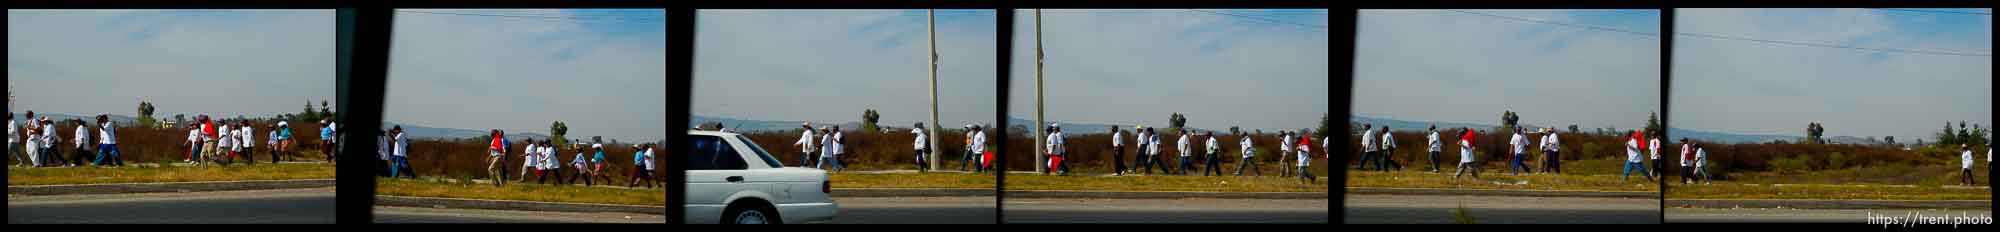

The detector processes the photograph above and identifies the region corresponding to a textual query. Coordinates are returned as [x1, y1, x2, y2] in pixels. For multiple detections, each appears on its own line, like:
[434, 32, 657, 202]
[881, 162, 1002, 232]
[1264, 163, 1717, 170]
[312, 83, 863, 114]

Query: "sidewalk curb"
[7, 179, 336, 196]
[830, 188, 1327, 199]
[375, 195, 666, 215]
[1669, 199, 1994, 210]
[1347, 187, 1659, 199]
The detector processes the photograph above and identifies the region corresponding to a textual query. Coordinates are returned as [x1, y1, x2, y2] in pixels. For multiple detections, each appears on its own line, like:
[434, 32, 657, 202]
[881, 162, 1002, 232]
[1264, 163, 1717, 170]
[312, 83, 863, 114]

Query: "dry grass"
[1666, 182, 1990, 200]
[375, 177, 665, 206]
[1004, 174, 1328, 192]
[6, 163, 335, 185]
[1346, 165, 1661, 192]
[828, 172, 995, 189]
[396, 138, 664, 185]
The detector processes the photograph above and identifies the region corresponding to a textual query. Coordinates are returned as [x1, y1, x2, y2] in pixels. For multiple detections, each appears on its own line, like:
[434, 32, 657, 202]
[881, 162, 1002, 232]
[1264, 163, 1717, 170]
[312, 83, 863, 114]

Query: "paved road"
[1345, 194, 1658, 224]
[373, 206, 665, 223]
[1004, 198, 1328, 223]
[815, 197, 998, 224]
[1667, 208, 1993, 223]
[7, 187, 336, 224]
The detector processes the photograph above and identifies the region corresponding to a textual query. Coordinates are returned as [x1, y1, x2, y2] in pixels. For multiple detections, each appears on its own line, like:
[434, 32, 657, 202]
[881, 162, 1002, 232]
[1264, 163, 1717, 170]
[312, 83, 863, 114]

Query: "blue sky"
[381, 9, 666, 142]
[1004, 9, 1331, 132]
[1673, 8, 1991, 141]
[691, 9, 998, 129]
[9, 9, 336, 120]
[1351, 9, 1662, 132]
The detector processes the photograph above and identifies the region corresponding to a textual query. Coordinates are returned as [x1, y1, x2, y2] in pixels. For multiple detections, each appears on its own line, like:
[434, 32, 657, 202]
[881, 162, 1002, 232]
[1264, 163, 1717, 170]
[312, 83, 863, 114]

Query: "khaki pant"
[487, 151, 505, 183]
[202, 141, 220, 164]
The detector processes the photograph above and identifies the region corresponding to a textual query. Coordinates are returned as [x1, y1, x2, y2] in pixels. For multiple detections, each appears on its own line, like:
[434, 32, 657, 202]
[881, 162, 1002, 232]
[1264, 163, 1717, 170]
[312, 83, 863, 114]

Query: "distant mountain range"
[1349, 115, 1828, 144]
[688, 115, 1221, 135]
[11, 112, 139, 124]
[380, 121, 550, 141]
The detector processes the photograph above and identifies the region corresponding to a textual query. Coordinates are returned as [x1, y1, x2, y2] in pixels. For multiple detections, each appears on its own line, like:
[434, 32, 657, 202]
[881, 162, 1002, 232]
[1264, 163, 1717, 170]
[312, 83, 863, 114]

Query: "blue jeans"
[392, 156, 413, 178]
[93, 144, 122, 166]
[819, 155, 843, 172]
[1354, 150, 1372, 170]
[1510, 153, 1530, 175]
[1623, 161, 1653, 181]
[1178, 156, 1193, 175]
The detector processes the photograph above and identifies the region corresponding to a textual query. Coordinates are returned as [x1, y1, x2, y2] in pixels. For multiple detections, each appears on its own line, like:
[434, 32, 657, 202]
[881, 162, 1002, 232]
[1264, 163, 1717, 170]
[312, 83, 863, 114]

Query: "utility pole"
[1033, 9, 1047, 174]
[927, 9, 942, 170]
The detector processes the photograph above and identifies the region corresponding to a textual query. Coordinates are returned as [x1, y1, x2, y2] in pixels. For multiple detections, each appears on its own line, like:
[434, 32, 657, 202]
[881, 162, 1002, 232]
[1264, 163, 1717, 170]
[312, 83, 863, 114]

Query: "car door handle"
[726, 176, 744, 183]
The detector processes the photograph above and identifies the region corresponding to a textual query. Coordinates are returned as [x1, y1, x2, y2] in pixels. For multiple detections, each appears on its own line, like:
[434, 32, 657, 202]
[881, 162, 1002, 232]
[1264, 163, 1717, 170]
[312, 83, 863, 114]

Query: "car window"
[736, 135, 785, 168]
[687, 135, 746, 170]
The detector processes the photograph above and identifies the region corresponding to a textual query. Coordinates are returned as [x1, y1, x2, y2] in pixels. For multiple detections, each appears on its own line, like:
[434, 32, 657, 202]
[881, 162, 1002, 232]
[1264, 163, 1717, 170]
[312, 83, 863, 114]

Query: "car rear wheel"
[723, 203, 781, 224]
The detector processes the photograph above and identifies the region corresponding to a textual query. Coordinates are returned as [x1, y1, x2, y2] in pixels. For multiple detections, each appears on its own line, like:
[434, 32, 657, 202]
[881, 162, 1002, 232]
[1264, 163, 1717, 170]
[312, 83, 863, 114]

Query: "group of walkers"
[1076, 124, 1325, 184]
[9, 111, 121, 168]
[792, 122, 857, 172]
[180, 116, 322, 166]
[377, 127, 658, 189]
[1358, 123, 1679, 184]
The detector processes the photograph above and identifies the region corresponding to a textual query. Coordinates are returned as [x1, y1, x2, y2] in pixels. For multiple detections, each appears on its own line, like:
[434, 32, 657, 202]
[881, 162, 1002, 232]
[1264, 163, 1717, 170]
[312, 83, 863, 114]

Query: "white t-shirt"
[378, 135, 391, 161]
[1648, 138, 1660, 160]
[1240, 136, 1255, 158]
[189, 129, 203, 144]
[521, 144, 538, 167]
[644, 148, 656, 170]
[74, 125, 91, 148]
[99, 121, 117, 145]
[1625, 139, 1642, 163]
[1459, 140, 1475, 163]
[1380, 132, 1396, 150]
[1679, 144, 1692, 166]
[1695, 148, 1708, 168]
[1177, 134, 1192, 157]
[1148, 134, 1162, 156]
[1427, 131, 1441, 152]
[831, 132, 845, 155]
[971, 131, 987, 154]
[1112, 131, 1124, 147]
[218, 125, 234, 148]
[1047, 131, 1065, 155]
[241, 126, 255, 148]
[1296, 143, 1311, 167]
[1509, 133, 1527, 155]
[7, 120, 15, 143]
[912, 128, 927, 150]
[392, 133, 408, 157]
[1205, 136, 1220, 154]
[795, 130, 816, 153]
[1963, 150, 1975, 170]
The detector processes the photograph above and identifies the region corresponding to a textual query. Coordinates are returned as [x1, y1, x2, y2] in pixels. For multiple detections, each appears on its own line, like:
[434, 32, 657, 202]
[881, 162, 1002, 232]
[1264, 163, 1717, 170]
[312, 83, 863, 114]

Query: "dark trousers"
[1652, 159, 1662, 178]
[1177, 155, 1194, 175]
[1381, 149, 1402, 170]
[1112, 146, 1127, 174]
[961, 149, 980, 172]
[70, 145, 90, 166]
[1680, 165, 1692, 184]
[1428, 151, 1442, 172]
[629, 165, 656, 188]
[800, 152, 814, 168]
[1542, 151, 1561, 174]
[537, 168, 564, 184]
[1963, 168, 1976, 185]
[1141, 153, 1167, 174]
[914, 149, 929, 171]
[1202, 153, 1222, 176]
[1509, 153, 1531, 175]
[1236, 155, 1261, 176]
[567, 166, 594, 186]
[1355, 150, 1374, 170]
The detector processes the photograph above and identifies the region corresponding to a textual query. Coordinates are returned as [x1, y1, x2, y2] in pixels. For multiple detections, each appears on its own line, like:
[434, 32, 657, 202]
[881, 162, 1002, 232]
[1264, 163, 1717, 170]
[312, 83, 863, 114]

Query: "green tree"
[1644, 112, 1663, 138]
[299, 100, 322, 123]
[861, 109, 880, 133]
[550, 121, 570, 148]
[1804, 122, 1826, 144]
[1568, 124, 1580, 134]
[1316, 113, 1332, 138]
[592, 136, 603, 144]
[320, 101, 334, 120]
[1169, 112, 1188, 134]
[136, 101, 157, 127]
[1938, 122, 1958, 148]
[1499, 110, 1519, 134]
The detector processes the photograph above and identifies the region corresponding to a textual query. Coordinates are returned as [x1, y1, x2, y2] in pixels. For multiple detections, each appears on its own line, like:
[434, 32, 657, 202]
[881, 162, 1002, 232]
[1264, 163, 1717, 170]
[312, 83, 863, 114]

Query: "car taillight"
[822, 180, 831, 194]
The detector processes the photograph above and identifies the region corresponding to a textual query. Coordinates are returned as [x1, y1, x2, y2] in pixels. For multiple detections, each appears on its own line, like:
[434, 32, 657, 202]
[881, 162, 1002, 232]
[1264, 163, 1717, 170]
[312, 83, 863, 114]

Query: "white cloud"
[9, 10, 335, 119]
[1351, 10, 1661, 131]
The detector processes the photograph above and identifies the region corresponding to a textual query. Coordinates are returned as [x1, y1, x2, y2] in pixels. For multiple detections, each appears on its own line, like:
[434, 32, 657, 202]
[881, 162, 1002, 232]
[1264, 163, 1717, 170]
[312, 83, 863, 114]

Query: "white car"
[685, 130, 838, 224]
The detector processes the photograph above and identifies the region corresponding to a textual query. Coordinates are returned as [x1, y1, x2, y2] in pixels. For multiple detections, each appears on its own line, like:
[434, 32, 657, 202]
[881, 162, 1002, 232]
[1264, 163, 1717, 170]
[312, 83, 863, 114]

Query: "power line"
[1441, 9, 1991, 57]
[1865, 8, 1993, 16]
[1442, 9, 1661, 37]
[397, 10, 662, 24]
[1185, 9, 1328, 32]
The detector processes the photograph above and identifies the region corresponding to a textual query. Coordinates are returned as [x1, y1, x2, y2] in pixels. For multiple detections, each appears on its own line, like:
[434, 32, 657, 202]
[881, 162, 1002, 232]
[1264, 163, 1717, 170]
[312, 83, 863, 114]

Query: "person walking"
[1203, 131, 1223, 176]
[7, 114, 18, 167]
[379, 130, 392, 177]
[537, 140, 560, 184]
[70, 119, 92, 167]
[912, 123, 929, 173]
[187, 122, 203, 164]
[1296, 134, 1316, 184]
[1453, 128, 1481, 180]
[517, 139, 538, 182]
[319, 120, 336, 163]
[1693, 144, 1711, 185]
[1509, 128, 1531, 175]
[628, 144, 657, 189]
[1426, 125, 1442, 173]
[269, 125, 281, 164]
[1177, 129, 1194, 175]
[1380, 126, 1400, 171]
[391, 126, 416, 179]
[567, 144, 595, 186]
[1962, 144, 1976, 186]
[1109, 126, 1128, 176]
[239, 121, 255, 165]
[1622, 130, 1654, 183]
[1235, 130, 1260, 176]
[22, 113, 40, 167]
[1045, 124, 1068, 175]
[1133, 126, 1152, 175]
[1351, 127, 1367, 171]
[276, 121, 292, 162]
[1650, 135, 1662, 178]
[487, 130, 509, 187]
[91, 115, 121, 167]
[794, 122, 817, 168]
[1678, 139, 1694, 185]
[1541, 128, 1562, 174]
[970, 125, 988, 173]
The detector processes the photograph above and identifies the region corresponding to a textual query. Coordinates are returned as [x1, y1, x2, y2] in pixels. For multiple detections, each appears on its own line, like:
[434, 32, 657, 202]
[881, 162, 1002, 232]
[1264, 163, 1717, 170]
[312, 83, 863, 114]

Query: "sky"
[1005, 9, 1331, 132]
[9, 9, 335, 120]
[1351, 9, 1662, 132]
[381, 9, 667, 142]
[1673, 8, 1992, 141]
[691, 9, 999, 129]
